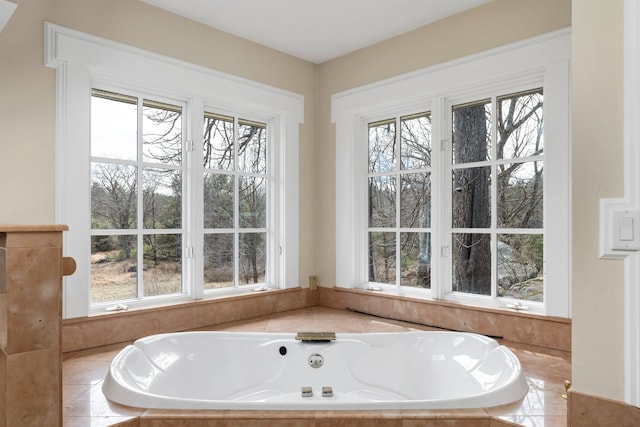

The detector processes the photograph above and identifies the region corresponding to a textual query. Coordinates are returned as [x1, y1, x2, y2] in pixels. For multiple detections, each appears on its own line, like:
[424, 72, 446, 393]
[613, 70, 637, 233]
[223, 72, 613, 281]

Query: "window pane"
[369, 176, 396, 228]
[143, 168, 182, 229]
[90, 234, 137, 303]
[497, 161, 543, 228]
[452, 233, 491, 295]
[452, 166, 491, 229]
[203, 114, 234, 170]
[368, 232, 396, 284]
[91, 162, 137, 229]
[497, 89, 543, 159]
[401, 113, 431, 170]
[400, 232, 430, 288]
[91, 91, 137, 161]
[400, 172, 430, 228]
[369, 120, 396, 173]
[239, 232, 265, 285]
[204, 233, 234, 289]
[142, 234, 182, 296]
[238, 120, 266, 174]
[239, 176, 266, 229]
[143, 100, 182, 165]
[452, 100, 491, 164]
[204, 173, 234, 229]
[498, 234, 543, 302]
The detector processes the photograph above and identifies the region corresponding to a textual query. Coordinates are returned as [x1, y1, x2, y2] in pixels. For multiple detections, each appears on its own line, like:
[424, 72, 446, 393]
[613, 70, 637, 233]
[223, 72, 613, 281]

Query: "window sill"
[85, 286, 296, 318]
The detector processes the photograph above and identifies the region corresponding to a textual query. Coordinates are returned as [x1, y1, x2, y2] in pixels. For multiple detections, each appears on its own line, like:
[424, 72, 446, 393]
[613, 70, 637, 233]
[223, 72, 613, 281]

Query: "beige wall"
[571, 0, 625, 401]
[0, 0, 318, 286]
[0, 0, 630, 404]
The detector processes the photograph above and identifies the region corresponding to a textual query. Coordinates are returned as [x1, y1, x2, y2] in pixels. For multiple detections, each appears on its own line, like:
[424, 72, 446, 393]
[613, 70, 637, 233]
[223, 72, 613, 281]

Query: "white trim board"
[599, 0, 640, 408]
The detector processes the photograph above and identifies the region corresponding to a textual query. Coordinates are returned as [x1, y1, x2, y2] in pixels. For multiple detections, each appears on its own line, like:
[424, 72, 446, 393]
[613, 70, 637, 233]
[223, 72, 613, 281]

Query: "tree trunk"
[452, 104, 491, 295]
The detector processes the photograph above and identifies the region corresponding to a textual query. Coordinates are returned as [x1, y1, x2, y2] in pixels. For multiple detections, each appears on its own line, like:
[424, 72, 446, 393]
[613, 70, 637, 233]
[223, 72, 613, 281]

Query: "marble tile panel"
[141, 421, 224, 427]
[272, 289, 316, 312]
[403, 419, 489, 427]
[491, 415, 568, 427]
[398, 410, 488, 419]
[264, 310, 315, 332]
[64, 383, 92, 403]
[211, 316, 271, 332]
[193, 300, 226, 327]
[396, 298, 433, 325]
[63, 319, 108, 353]
[3, 247, 62, 354]
[471, 312, 532, 343]
[105, 311, 159, 344]
[505, 344, 571, 389]
[155, 305, 204, 334]
[63, 350, 119, 386]
[3, 230, 62, 248]
[224, 420, 316, 427]
[437, 306, 484, 333]
[0, 248, 6, 293]
[314, 417, 403, 427]
[63, 416, 139, 427]
[0, 350, 6, 427]
[221, 294, 263, 320]
[317, 287, 340, 308]
[530, 319, 570, 352]
[63, 382, 142, 418]
[569, 391, 640, 427]
[7, 347, 61, 427]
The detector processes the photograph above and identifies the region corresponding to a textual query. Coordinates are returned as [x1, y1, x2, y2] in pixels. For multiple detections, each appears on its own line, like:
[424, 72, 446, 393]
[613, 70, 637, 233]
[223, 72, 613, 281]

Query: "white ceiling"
[140, 0, 490, 64]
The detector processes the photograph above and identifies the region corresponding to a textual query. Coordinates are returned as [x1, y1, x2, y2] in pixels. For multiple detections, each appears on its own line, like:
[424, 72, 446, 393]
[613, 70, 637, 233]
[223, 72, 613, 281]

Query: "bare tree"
[452, 103, 492, 295]
[91, 163, 137, 258]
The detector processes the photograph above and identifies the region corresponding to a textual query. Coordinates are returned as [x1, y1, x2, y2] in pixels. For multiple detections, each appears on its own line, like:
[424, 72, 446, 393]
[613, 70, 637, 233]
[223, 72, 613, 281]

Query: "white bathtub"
[102, 331, 529, 410]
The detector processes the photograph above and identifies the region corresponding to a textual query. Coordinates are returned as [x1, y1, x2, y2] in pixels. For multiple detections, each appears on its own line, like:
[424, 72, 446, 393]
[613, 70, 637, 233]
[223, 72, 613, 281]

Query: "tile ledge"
[326, 286, 571, 323]
[63, 287, 304, 322]
[0, 224, 69, 232]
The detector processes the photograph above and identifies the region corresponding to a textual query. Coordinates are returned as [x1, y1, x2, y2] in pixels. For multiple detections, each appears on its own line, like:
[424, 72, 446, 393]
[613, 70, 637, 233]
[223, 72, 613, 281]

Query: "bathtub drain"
[308, 353, 324, 368]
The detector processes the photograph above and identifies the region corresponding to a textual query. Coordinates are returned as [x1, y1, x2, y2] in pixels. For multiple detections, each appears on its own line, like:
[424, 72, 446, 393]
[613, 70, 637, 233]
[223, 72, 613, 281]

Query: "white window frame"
[332, 29, 571, 317]
[45, 23, 303, 319]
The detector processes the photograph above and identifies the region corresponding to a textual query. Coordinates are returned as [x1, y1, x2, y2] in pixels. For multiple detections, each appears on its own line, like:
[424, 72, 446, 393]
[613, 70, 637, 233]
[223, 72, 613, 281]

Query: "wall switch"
[612, 210, 640, 250]
[309, 275, 318, 291]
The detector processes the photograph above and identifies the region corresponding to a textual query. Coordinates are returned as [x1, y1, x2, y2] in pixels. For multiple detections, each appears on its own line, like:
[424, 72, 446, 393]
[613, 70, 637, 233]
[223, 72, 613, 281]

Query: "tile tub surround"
[0, 225, 75, 427]
[63, 286, 570, 355]
[320, 287, 571, 352]
[62, 287, 319, 353]
[568, 391, 640, 427]
[62, 307, 571, 427]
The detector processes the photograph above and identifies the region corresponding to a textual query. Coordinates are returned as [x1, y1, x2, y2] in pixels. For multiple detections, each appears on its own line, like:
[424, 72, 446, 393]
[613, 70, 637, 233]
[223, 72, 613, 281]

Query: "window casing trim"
[45, 23, 303, 319]
[332, 29, 571, 317]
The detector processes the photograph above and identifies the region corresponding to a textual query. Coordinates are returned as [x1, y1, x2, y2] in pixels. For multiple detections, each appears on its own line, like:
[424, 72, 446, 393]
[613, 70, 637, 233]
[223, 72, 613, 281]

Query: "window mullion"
[433, 97, 452, 299]
[137, 96, 145, 300]
[189, 98, 204, 299]
[395, 117, 402, 288]
[233, 117, 240, 288]
[491, 96, 498, 298]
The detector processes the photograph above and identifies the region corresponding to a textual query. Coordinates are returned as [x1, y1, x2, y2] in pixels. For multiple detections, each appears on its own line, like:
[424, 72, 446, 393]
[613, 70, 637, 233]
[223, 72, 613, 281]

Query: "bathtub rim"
[102, 330, 530, 411]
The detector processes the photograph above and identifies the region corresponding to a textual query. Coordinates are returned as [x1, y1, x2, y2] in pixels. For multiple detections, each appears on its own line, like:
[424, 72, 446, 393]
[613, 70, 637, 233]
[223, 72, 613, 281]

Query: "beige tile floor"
[62, 306, 571, 426]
